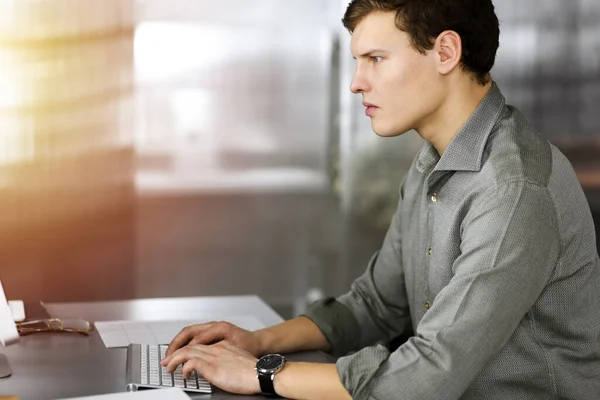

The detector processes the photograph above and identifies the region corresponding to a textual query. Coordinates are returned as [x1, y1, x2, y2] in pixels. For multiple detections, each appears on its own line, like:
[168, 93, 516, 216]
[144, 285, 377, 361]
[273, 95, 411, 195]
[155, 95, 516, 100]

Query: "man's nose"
[350, 67, 368, 94]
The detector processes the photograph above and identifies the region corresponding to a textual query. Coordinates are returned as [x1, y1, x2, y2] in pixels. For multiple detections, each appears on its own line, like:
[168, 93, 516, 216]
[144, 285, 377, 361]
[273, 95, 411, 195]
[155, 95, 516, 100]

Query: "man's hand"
[160, 341, 260, 395]
[164, 321, 263, 357]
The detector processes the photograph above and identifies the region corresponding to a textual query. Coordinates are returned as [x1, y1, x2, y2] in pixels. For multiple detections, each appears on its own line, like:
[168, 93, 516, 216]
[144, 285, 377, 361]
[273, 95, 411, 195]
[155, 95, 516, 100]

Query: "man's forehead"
[350, 12, 403, 55]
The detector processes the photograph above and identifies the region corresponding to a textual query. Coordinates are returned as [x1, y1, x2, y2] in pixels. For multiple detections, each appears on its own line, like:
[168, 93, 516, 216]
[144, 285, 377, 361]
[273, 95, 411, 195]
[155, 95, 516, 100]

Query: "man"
[161, 0, 600, 398]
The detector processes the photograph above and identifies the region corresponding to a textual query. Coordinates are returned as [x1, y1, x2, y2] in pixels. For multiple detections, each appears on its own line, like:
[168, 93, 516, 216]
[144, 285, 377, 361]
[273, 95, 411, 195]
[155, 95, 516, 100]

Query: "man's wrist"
[271, 361, 352, 400]
[252, 367, 262, 395]
[271, 360, 295, 398]
[254, 328, 274, 355]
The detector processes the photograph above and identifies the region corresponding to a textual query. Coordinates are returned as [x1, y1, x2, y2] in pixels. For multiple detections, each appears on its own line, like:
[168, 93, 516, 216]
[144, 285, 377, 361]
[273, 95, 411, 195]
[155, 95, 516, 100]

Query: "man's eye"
[371, 56, 382, 63]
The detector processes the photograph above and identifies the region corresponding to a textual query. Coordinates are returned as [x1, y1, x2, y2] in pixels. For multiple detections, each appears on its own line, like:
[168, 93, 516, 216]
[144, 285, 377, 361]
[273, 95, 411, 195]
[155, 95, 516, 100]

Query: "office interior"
[0, 0, 598, 320]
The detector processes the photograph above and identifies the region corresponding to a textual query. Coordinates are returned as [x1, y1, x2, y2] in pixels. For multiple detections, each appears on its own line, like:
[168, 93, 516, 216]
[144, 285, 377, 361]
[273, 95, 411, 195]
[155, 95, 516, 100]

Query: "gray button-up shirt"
[303, 83, 600, 399]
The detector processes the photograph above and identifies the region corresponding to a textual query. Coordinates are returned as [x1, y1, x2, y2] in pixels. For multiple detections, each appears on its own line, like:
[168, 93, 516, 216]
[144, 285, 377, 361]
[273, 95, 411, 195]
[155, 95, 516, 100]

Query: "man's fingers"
[164, 345, 216, 375]
[164, 354, 186, 373]
[159, 355, 170, 366]
[184, 321, 232, 348]
[182, 358, 211, 380]
[164, 347, 201, 373]
[162, 337, 226, 367]
[165, 329, 193, 357]
[187, 328, 227, 347]
[165, 322, 215, 356]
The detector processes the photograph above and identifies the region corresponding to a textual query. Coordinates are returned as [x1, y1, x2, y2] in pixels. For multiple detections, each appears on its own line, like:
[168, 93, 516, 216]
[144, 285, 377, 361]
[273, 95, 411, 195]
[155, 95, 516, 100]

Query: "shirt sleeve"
[336, 180, 561, 400]
[301, 181, 412, 358]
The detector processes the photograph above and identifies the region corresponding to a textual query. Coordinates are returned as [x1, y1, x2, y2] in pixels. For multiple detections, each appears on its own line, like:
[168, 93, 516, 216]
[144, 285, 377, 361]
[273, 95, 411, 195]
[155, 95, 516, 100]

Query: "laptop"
[125, 343, 212, 393]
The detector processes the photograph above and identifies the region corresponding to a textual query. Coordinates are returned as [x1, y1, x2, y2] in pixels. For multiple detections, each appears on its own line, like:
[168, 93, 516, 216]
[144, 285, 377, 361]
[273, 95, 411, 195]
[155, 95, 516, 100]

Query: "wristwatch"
[255, 353, 286, 397]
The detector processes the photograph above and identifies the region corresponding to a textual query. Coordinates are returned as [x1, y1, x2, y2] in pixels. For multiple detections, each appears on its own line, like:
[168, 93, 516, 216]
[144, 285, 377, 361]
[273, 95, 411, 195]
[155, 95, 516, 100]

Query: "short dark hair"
[342, 0, 500, 85]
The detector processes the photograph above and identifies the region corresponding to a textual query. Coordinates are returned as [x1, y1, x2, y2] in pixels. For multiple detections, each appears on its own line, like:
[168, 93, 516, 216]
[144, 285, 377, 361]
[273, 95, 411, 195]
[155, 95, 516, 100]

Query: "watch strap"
[258, 372, 280, 397]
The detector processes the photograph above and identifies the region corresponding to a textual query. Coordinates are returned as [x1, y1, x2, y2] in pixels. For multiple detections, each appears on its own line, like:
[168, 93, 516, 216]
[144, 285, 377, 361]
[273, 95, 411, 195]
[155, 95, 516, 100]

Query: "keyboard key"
[174, 378, 185, 388]
[161, 367, 173, 386]
[186, 371, 199, 389]
[149, 375, 160, 386]
[140, 345, 149, 384]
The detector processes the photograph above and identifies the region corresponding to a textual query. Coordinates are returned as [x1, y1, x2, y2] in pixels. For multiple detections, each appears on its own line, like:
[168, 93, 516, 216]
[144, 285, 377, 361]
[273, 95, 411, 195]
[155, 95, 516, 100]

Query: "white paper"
[95, 316, 265, 348]
[56, 387, 189, 399]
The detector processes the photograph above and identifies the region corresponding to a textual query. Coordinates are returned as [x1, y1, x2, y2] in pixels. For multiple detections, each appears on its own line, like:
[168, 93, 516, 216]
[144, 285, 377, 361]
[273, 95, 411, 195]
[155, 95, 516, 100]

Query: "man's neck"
[418, 79, 493, 156]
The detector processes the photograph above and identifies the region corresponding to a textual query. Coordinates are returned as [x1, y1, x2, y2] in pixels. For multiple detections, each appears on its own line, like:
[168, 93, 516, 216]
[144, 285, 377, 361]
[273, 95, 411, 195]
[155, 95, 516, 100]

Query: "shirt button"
[431, 193, 439, 202]
[427, 247, 432, 255]
[424, 301, 431, 309]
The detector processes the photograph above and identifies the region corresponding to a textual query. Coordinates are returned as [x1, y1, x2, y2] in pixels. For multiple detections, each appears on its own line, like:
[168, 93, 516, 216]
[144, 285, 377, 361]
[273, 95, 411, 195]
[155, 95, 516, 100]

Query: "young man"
[161, 1, 600, 398]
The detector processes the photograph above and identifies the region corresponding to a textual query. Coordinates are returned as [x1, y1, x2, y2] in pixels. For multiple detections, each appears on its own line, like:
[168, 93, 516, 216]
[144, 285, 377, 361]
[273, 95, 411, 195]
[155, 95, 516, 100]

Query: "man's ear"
[435, 30, 462, 76]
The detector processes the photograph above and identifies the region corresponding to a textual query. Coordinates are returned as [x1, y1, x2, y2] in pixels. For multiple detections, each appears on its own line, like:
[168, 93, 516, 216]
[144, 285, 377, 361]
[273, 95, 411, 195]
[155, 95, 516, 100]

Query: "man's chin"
[372, 124, 409, 138]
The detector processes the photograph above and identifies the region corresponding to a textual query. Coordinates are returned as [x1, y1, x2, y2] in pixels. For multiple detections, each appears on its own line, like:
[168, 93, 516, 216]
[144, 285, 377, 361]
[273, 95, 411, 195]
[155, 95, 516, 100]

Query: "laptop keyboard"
[140, 344, 211, 392]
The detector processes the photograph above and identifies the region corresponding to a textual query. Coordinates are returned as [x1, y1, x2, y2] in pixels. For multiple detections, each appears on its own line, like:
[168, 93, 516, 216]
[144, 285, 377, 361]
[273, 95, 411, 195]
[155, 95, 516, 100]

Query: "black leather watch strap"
[258, 373, 280, 397]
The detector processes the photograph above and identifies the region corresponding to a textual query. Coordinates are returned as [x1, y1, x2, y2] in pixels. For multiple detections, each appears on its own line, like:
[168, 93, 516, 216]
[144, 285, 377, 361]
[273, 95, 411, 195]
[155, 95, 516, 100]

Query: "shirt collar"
[416, 82, 507, 173]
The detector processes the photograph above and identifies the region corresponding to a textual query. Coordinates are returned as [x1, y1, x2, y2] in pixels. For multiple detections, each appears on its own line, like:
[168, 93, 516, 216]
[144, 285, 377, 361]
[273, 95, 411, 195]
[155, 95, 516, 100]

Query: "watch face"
[257, 354, 285, 372]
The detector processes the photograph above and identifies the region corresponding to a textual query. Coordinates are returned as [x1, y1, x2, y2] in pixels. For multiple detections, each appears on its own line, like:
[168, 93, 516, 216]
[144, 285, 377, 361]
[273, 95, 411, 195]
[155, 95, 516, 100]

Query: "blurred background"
[0, 0, 598, 319]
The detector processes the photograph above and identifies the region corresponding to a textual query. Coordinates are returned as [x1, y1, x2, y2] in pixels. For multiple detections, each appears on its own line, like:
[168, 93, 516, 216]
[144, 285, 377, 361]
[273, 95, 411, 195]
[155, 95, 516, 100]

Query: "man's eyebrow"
[352, 49, 387, 59]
